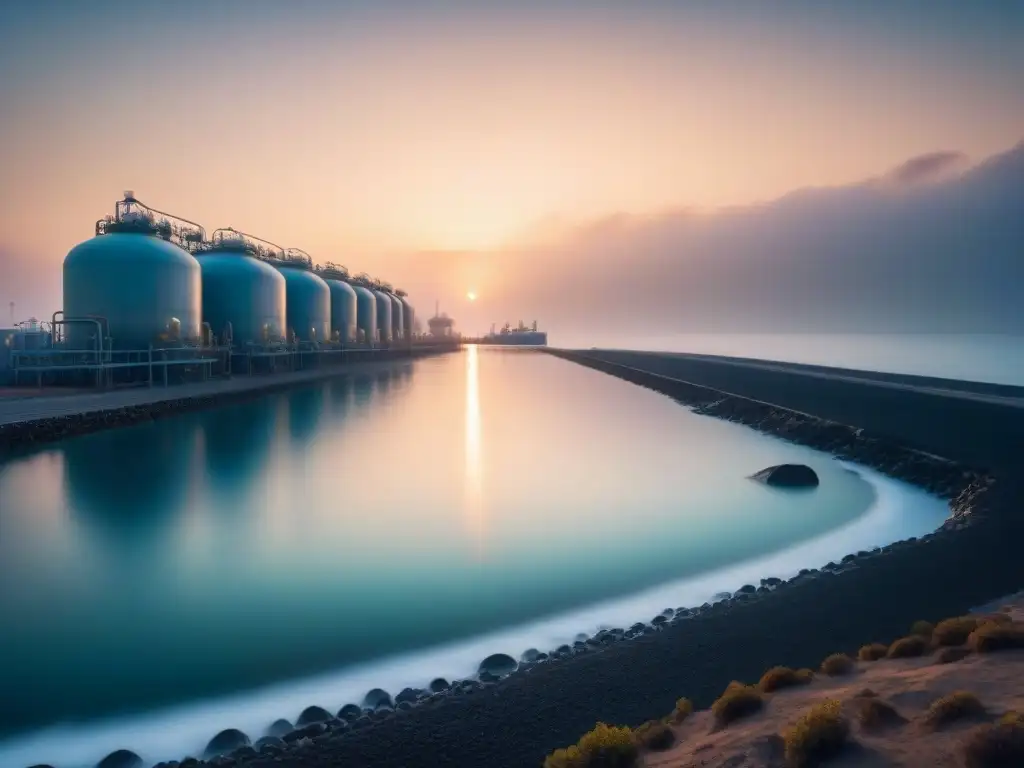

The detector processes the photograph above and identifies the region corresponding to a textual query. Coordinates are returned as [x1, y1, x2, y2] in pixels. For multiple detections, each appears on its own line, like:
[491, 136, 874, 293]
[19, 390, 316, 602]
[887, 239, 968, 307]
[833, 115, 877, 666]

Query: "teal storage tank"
[350, 282, 377, 344]
[196, 229, 286, 346]
[372, 287, 393, 343]
[396, 291, 414, 340]
[315, 263, 358, 343]
[387, 292, 404, 342]
[271, 249, 330, 343]
[63, 196, 203, 349]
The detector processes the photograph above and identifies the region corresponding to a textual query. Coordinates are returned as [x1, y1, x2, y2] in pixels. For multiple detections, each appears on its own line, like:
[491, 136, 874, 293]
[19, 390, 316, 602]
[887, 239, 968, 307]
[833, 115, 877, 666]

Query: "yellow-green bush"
[820, 653, 855, 676]
[711, 682, 764, 728]
[635, 720, 675, 752]
[670, 696, 693, 723]
[857, 643, 888, 661]
[968, 622, 1024, 653]
[924, 691, 986, 730]
[910, 620, 935, 638]
[854, 697, 906, 730]
[543, 723, 638, 768]
[783, 699, 851, 768]
[887, 635, 929, 659]
[758, 666, 813, 693]
[962, 715, 1024, 768]
[933, 616, 986, 646]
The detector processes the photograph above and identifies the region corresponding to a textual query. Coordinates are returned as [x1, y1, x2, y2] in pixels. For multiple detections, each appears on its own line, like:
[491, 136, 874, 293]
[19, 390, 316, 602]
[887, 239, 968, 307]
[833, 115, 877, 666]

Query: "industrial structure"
[2, 193, 435, 389]
[483, 321, 548, 346]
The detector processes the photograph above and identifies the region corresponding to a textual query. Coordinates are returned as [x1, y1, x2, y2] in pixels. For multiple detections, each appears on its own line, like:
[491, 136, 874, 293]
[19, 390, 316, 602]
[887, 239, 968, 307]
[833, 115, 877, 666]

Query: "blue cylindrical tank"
[196, 242, 286, 345]
[275, 265, 330, 342]
[63, 232, 201, 349]
[352, 285, 377, 344]
[398, 296, 414, 340]
[325, 279, 358, 343]
[388, 293, 404, 342]
[373, 289, 393, 343]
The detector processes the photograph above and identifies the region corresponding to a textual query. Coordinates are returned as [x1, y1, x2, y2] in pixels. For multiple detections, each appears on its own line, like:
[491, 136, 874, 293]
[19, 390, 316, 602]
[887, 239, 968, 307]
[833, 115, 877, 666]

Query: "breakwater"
[0, 345, 457, 459]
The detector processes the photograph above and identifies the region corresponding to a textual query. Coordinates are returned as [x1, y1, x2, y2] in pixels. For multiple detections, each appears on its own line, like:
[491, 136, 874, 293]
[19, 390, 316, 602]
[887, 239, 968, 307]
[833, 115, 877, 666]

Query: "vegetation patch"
[968, 622, 1024, 653]
[635, 721, 675, 752]
[669, 697, 694, 724]
[887, 635, 929, 659]
[933, 616, 987, 647]
[820, 653, 855, 676]
[855, 697, 907, 731]
[924, 691, 987, 730]
[962, 713, 1024, 768]
[910, 620, 935, 638]
[543, 723, 638, 768]
[758, 666, 814, 693]
[711, 682, 765, 729]
[857, 643, 888, 661]
[783, 699, 851, 768]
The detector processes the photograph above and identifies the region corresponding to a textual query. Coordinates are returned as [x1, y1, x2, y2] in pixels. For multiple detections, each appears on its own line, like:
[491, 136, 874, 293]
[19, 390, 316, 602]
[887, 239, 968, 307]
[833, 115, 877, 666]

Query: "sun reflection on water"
[464, 345, 485, 558]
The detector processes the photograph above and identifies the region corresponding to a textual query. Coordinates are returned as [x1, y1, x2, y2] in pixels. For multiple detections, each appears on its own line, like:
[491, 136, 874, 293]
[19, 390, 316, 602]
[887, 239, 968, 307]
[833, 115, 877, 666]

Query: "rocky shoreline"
[24, 349, 1024, 768]
[0, 346, 453, 460]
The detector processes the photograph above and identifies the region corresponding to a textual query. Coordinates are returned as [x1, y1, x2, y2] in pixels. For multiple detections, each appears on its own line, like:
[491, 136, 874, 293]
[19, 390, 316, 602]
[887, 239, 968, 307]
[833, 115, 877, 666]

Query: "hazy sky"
[1, 0, 1022, 322]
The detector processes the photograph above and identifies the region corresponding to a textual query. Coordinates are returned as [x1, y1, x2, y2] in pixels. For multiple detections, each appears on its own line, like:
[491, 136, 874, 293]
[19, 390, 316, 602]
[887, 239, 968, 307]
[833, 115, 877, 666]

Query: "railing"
[95, 194, 206, 251]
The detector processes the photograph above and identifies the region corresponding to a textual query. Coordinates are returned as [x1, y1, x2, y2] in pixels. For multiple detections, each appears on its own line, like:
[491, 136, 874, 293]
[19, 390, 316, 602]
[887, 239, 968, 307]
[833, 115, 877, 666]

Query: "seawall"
[0, 345, 458, 459]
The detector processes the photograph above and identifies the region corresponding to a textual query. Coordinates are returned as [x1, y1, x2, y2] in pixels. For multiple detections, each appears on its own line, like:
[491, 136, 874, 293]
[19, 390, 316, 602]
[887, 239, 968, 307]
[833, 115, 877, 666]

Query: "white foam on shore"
[0, 463, 949, 768]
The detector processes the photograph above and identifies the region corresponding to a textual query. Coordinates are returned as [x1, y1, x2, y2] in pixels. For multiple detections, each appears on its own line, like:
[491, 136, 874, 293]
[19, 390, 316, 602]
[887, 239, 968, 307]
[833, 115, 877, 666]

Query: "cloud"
[884, 150, 968, 186]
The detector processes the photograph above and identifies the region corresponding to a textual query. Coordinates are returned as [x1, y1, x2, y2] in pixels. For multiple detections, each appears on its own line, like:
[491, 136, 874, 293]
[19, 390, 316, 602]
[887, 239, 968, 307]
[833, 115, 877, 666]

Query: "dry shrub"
[924, 691, 987, 730]
[820, 653, 855, 676]
[783, 699, 851, 768]
[543, 723, 637, 768]
[887, 635, 929, 659]
[936, 647, 972, 664]
[854, 688, 877, 698]
[711, 683, 764, 728]
[911, 620, 935, 638]
[933, 616, 987, 646]
[855, 697, 907, 730]
[758, 666, 814, 693]
[858, 643, 888, 661]
[670, 697, 693, 723]
[962, 715, 1024, 768]
[635, 721, 675, 752]
[968, 622, 1024, 653]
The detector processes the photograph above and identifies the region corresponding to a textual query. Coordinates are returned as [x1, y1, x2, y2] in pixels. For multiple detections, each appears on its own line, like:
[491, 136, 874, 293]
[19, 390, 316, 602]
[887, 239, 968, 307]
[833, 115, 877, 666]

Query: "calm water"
[0, 348, 948, 767]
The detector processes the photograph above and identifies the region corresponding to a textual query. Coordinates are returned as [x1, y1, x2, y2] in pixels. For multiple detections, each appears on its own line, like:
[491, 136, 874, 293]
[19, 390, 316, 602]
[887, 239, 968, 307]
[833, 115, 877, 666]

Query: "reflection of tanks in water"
[201, 399, 279, 494]
[288, 383, 327, 446]
[351, 373, 375, 408]
[328, 375, 355, 418]
[61, 419, 200, 545]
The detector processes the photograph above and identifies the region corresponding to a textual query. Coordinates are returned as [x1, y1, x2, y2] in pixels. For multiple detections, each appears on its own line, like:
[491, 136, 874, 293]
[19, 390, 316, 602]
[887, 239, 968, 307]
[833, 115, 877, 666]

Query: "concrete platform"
[0, 348, 455, 427]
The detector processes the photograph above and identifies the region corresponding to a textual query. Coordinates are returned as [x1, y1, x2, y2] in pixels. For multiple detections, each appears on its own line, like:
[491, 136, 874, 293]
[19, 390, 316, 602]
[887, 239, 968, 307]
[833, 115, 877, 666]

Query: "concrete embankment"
[0, 345, 458, 457]
[192, 347, 1024, 768]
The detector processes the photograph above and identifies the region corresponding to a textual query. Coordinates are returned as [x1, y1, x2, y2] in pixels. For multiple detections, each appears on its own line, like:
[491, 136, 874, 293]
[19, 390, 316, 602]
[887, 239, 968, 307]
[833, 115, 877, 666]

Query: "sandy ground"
[641, 598, 1024, 767]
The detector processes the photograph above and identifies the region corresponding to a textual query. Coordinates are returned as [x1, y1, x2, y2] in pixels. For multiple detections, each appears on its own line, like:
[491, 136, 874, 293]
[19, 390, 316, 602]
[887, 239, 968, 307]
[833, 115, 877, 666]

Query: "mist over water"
[0, 350, 950, 768]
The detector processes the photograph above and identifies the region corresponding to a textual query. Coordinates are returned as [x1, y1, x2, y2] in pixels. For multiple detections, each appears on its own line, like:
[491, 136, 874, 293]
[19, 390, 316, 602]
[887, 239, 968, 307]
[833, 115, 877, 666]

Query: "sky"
[0, 0, 1022, 330]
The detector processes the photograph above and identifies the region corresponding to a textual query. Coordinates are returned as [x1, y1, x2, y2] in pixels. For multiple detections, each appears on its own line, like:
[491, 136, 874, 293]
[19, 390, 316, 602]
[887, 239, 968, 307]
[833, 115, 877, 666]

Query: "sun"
[466, 291, 477, 302]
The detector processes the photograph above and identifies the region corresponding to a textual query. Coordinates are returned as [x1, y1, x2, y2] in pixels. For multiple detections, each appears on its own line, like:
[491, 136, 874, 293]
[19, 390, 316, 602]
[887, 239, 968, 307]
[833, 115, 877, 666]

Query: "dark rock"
[428, 678, 450, 693]
[737, 584, 756, 594]
[264, 719, 293, 738]
[556, 644, 572, 655]
[479, 670, 500, 684]
[231, 747, 257, 761]
[395, 687, 421, 705]
[96, 753, 143, 768]
[750, 463, 819, 488]
[521, 648, 542, 663]
[652, 615, 668, 625]
[296, 705, 334, 726]
[337, 704, 363, 722]
[713, 591, 731, 602]
[284, 723, 326, 742]
[204, 729, 251, 759]
[397, 701, 414, 711]
[574, 633, 589, 643]
[362, 688, 394, 710]
[534, 652, 549, 661]
[478, 653, 518, 677]
[254, 737, 285, 753]
[761, 577, 783, 587]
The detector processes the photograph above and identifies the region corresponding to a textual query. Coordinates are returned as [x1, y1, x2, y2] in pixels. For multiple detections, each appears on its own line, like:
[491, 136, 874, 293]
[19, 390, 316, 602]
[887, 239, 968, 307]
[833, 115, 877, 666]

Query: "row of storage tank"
[61, 201, 414, 351]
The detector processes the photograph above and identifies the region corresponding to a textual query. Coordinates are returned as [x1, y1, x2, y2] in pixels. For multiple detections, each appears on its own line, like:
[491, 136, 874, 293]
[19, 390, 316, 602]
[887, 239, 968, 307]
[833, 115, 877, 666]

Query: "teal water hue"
[0, 348, 879, 744]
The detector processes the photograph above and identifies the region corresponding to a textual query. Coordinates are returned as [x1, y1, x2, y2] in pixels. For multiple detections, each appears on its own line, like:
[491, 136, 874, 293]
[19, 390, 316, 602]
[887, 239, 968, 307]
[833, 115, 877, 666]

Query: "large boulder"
[203, 729, 250, 759]
[750, 464, 819, 488]
[96, 751, 143, 768]
[362, 688, 394, 710]
[478, 653, 518, 678]
[296, 705, 333, 726]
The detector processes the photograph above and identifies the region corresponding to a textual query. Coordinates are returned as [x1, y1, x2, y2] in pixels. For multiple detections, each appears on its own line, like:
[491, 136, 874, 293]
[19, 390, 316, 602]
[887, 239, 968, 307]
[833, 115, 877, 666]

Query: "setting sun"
[467, 291, 477, 302]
